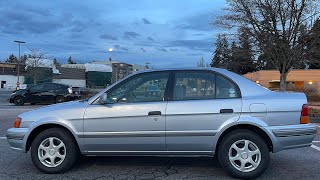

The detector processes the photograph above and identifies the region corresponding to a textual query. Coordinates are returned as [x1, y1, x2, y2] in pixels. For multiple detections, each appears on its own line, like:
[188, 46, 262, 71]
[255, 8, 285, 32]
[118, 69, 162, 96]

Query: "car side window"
[43, 84, 57, 91]
[29, 84, 44, 92]
[107, 72, 169, 103]
[173, 72, 216, 100]
[216, 75, 240, 99]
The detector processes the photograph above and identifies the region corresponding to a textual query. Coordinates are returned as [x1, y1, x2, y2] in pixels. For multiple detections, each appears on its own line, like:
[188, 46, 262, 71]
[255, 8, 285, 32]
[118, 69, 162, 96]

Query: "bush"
[309, 107, 320, 118]
[287, 86, 320, 101]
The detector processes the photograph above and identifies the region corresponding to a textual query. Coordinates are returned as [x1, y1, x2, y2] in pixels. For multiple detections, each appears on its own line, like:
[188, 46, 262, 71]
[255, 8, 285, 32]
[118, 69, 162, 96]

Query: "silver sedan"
[6, 68, 316, 179]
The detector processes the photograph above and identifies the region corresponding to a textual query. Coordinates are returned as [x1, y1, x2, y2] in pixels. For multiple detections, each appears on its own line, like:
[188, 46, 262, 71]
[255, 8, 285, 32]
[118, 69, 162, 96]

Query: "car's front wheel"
[14, 96, 24, 106]
[218, 130, 270, 179]
[31, 128, 79, 173]
[55, 96, 65, 103]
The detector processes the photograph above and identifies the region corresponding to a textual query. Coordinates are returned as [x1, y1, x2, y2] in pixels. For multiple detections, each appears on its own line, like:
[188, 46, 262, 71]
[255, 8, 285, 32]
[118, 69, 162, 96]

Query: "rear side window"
[216, 75, 240, 98]
[173, 71, 240, 100]
[173, 72, 216, 100]
[44, 84, 58, 90]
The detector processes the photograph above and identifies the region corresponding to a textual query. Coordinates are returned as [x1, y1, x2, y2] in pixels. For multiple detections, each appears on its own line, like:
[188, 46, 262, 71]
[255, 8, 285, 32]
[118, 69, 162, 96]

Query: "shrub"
[309, 107, 320, 118]
[287, 86, 320, 101]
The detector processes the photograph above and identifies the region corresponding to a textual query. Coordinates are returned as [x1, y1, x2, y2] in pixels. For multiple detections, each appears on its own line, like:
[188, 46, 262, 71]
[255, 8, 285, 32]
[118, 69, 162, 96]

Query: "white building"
[0, 63, 25, 89]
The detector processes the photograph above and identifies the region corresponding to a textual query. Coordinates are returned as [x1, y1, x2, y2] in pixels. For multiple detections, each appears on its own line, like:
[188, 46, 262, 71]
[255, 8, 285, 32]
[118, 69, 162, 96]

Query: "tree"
[228, 27, 256, 74]
[306, 18, 320, 69]
[256, 53, 276, 70]
[67, 56, 76, 64]
[197, 57, 209, 67]
[210, 34, 230, 69]
[53, 58, 61, 67]
[5, 54, 18, 63]
[219, 0, 317, 91]
[26, 48, 46, 85]
[21, 54, 28, 64]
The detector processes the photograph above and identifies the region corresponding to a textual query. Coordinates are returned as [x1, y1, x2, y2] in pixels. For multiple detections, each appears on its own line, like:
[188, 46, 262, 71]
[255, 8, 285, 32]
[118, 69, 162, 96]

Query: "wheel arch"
[215, 123, 274, 153]
[26, 123, 81, 152]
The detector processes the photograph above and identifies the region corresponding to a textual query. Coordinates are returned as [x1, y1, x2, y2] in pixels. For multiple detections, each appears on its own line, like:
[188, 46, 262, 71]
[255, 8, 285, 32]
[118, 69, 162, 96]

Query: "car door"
[165, 71, 242, 153]
[25, 84, 44, 103]
[83, 71, 170, 153]
[40, 83, 57, 103]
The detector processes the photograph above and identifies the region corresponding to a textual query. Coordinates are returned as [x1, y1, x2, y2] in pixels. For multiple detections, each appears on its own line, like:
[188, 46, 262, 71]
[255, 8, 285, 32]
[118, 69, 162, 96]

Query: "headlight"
[14, 117, 22, 128]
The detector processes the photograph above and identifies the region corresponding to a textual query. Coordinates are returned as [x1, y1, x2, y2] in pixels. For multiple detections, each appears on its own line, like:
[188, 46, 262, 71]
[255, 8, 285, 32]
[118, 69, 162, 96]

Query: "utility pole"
[14, 40, 26, 90]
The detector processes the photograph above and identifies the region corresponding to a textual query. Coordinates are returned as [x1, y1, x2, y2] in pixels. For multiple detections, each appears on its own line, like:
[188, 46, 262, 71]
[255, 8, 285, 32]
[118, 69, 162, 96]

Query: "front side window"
[107, 72, 169, 103]
[29, 84, 44, 92]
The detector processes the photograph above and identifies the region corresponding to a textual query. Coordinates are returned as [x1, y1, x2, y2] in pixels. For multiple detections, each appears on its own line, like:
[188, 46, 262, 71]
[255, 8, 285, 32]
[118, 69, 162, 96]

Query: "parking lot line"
[0, 137, 6, 140]
[311, 144, 320, 152]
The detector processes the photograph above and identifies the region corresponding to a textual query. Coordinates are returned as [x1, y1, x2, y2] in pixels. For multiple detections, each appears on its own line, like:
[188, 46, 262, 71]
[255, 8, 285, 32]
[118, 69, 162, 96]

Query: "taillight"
[300, 104, 309, 124]
[14, 117, 22, 128]
[68, 87, 73, 94]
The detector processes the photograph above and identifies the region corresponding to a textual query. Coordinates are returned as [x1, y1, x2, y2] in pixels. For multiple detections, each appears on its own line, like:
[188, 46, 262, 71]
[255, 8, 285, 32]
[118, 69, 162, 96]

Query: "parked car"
[9, 83, 80, 105]
[6, 68, 316, 179]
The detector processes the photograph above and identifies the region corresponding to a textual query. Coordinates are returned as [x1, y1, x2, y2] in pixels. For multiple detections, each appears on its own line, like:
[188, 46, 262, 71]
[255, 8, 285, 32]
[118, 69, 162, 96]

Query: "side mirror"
[99, 93, 108, 104]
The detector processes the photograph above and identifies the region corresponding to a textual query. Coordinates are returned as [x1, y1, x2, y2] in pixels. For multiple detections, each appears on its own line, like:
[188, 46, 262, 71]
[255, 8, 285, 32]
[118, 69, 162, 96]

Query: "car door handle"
[220, 109, 234, 113]
[148, 111, 161, 116]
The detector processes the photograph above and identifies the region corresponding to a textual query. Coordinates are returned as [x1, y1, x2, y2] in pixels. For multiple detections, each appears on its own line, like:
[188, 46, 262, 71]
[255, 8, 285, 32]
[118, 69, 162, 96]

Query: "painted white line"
[312, 141, 320, 143]
[311, 144, 320, 152]
[0, 137, 6, 140]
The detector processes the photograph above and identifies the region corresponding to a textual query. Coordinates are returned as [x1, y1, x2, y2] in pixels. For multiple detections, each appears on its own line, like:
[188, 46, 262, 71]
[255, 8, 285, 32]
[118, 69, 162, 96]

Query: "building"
[0, 63, 25, 89]
[53, 67, 86, 87]
[244, 70, 320, 90]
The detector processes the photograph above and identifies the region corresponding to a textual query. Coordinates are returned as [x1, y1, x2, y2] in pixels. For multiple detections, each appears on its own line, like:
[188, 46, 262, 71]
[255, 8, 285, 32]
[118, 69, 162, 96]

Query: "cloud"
[167, 39, 213, 51]
[123, 31, 140, 40]
[158, 48, 167, 52]
[100, 34, 118, 40]
[114, 44, 128, 51]
[177, 13, 214, 31]
[140, 47, 146, 52]
[147, 37, 154, 41]
[142, 18, 151, 24]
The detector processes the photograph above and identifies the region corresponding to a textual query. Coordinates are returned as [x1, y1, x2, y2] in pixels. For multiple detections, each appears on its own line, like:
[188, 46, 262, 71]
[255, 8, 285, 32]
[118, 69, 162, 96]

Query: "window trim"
[104, 71, 173, 104]
[169, 70, 241, 101]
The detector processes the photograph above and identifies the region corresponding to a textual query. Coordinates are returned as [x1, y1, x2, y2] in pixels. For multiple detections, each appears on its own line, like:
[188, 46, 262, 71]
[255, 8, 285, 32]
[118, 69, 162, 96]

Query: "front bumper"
[264, 124, 317, 152]
[6, 128, 29, 153]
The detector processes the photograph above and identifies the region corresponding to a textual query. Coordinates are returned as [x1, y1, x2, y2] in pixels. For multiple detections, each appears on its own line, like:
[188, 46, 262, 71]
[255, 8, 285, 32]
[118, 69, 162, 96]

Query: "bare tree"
[26, 48, 47, 85]
[218, 0, 318, 91]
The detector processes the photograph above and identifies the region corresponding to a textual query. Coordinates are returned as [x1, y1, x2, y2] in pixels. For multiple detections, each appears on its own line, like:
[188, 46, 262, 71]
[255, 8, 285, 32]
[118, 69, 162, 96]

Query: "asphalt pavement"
[1, 104, 320, 180]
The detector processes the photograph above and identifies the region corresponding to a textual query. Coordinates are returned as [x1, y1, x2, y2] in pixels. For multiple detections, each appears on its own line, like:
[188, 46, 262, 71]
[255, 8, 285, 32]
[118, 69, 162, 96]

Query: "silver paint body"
[6, 68, 317, 156]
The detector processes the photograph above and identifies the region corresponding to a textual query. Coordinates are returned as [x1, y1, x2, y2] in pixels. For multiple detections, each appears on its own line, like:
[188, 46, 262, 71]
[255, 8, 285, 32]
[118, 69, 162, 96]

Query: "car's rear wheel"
[31, 128, 79, 173]
[55, 96, 65, 103]
[14, 96, 24, 106]
[218, 130, 270, 179]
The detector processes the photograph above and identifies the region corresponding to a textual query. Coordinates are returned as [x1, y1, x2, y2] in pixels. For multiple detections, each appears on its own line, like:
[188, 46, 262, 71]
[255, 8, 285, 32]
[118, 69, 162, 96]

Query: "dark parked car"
[9, 83, 80, 105]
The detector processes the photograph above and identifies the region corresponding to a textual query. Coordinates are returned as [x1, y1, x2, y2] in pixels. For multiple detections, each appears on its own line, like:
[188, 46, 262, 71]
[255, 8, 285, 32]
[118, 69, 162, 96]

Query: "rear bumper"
[6, 128, 29, 153]
[264, 124, 317, 152]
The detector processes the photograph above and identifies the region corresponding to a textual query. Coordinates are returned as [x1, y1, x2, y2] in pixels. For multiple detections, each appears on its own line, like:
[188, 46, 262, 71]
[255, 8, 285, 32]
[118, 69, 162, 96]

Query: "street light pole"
[14, 40, 26, 89]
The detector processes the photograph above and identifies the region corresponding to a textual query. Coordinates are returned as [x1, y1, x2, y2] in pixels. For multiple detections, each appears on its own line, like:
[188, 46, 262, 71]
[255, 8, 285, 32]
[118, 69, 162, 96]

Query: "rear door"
[40, 83, 57, 102]
[165, 70, 242, 153]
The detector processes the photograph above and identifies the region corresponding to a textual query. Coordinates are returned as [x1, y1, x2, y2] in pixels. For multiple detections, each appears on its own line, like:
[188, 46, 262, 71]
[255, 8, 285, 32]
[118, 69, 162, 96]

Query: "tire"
[31, 128, 79, 174]
[218, 130, 270, 179]
[14, 96, 24, 106]
[55, 96, 65, 103]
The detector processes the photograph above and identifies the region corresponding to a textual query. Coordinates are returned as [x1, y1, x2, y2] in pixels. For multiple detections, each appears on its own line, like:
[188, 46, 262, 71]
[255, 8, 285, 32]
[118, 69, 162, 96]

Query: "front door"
[25, 84, 44, 103]
[165, 71, 242, 153]
[83, 71, 170, 154]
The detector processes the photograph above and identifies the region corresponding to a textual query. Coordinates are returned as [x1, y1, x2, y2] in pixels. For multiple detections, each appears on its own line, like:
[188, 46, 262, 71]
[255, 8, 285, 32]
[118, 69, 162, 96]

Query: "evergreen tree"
[307, 18, 320, 69]
[21, 54, 28, 64]
[53, 58, 61, 67]
[67, 56, 76, 64]
[5, 54, 18, 63]
[210, 34, 229, 69]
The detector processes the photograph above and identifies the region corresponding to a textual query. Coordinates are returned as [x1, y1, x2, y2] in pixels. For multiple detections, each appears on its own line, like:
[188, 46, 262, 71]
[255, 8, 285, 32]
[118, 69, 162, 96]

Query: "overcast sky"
[0, 0, 228, 68]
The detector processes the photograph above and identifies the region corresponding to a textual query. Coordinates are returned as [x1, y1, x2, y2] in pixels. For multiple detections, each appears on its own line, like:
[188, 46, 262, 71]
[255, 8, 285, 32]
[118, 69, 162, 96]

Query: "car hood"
[18, 100, 89, 126]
